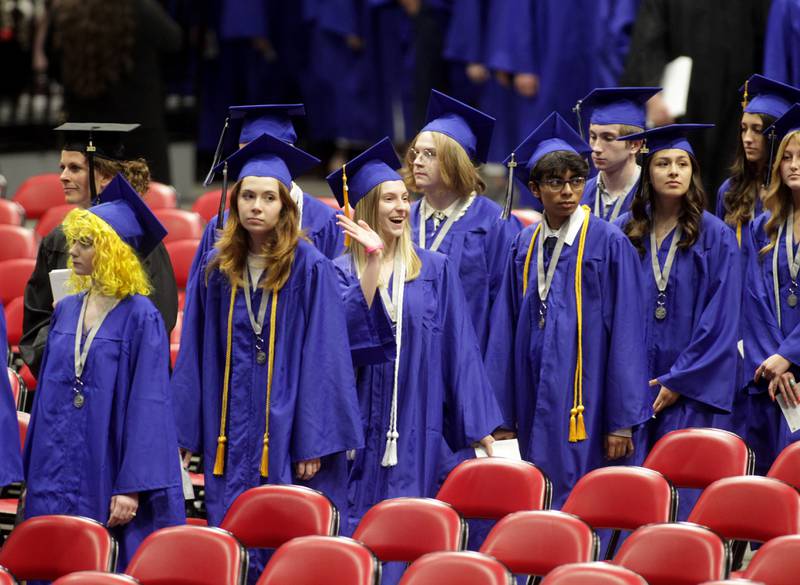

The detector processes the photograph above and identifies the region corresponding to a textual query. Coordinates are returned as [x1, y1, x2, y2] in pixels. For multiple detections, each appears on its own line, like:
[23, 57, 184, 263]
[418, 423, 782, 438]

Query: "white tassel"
[381, 430, 399, 467]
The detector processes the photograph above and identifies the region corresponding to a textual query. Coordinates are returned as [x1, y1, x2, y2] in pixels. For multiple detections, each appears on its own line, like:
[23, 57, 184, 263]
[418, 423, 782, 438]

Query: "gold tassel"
[260, 288, 280, 478]
[522, 224, 542, 297]
[576, 405, 587, 441]
[342, 163, 351, 247]
[213, 285, 238, 476]
[260, 435, 270, 477]
[213, 437, 227, 475]
[570, 207, 591, 443]
[741, 79, 750, 109]
[569, 408, 578, 442]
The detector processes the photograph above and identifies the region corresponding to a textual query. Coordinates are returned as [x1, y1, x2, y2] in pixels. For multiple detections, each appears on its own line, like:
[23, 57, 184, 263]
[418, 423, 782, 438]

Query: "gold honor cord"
[521, 206, 592, 442]
[736, 221, 742, 248]
[342, 163, 351, 247]
[213, 284, 280, 478]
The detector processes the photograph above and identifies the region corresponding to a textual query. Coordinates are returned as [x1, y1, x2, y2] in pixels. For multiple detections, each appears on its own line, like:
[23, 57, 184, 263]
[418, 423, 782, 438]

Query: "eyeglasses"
[408, 147, 437, 163]
[540, 176, 586, 191]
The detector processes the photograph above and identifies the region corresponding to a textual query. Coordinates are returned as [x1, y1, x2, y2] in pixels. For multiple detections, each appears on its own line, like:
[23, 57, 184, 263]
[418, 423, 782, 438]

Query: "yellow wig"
[62, 208, 151, 298]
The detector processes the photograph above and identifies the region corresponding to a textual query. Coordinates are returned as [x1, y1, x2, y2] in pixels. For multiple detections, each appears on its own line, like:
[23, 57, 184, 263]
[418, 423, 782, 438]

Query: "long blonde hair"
[401, 131, 486, 196]
[207, 179, 299, 291]
[761, 130, 800, 255]
[350, 182, 421, 283]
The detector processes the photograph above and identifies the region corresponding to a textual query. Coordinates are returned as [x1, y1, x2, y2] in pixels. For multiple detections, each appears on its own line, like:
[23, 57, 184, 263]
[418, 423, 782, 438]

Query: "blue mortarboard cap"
[326, 137, 402, 208]
[764, 103, 800, 142]
[213, 132, 320, 188]
[621, 123, 714, 157]
[741, 75, 800, 120]
[505, 112, 592, 176]
[420, 90, 495, 163]
[88, 174, 166, 257]
[577, 87, 661, 130]
[229, 103, 305, 144]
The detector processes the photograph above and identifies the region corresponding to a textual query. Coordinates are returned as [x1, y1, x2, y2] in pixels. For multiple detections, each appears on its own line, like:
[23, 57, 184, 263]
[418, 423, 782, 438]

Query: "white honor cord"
[774, 222, 783, 328]
[291, 182, 304, 229]
[74, 292, 120, 379]
[594, 183, 626, 222]
[773, 208, 799, 329]
[418, 193, 474, 251]
[381, 252, 406, 467]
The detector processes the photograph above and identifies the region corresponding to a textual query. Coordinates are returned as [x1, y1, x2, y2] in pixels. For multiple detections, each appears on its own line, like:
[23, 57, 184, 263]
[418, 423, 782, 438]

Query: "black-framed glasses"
[541, 176, 586, 191]
[408, 147, 437, 162]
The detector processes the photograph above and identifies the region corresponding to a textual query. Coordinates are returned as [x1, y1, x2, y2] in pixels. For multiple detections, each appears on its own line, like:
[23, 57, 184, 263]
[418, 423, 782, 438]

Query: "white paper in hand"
[659, 56, 693, 118]
[48, 269, 72, 304]
[474, 439, 522, 460]
[777, 394, 800, 433]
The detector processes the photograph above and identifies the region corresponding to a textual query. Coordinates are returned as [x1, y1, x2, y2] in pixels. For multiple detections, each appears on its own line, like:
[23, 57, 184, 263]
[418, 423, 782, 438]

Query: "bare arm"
[336, 215, 384, 307]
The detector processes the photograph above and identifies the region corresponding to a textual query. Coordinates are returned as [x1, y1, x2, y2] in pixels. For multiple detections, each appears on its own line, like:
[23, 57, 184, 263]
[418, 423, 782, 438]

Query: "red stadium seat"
[688, 476, 800, 544]
[561, 467, 677, 559]
[186, 517, 208, 527]
[0, 226, 38, 261]
[6, 368, 23, 409]
[511, 209, 542, 227]
[542, 562, 647, 585]
[165, 239, 200, 289]
[257, 536, 379, 585]
[13, 174, 64, 220]
[436, 458, 551, 519]
[397, 551, 512, 585]
[644, 428, 753, 489]
[740, 534, 800, 585]
[126, 525, 246, 585]
[35, 204, 77, 239]
[192, 189, 225, 223]
[220, 484, 338, 549]
[5, 297, 24, 350]
[319, 197, 340, 210]
[144, 182, 178, 209]
[18, 363, 36, 392]
[0, 515, 117, 581]
[479, 511, 598, 578]
[53, 571, 141, 584]
[0, 567, 16, 585]
[153, 209, 204, 243]
[353, 498, 465, 563]
[17, 412, 29, 449]
[170, 310, 183, 345]
[612, 522, 729, 585]
[699, 581, 764, 585]
[767, 441, 800, 490]
[0, 199, 25, 225]
[0, 259, 36, 306]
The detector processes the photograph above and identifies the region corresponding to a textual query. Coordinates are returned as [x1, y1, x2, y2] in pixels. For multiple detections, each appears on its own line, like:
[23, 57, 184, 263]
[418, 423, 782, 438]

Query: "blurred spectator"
[763, 0, 800, 86]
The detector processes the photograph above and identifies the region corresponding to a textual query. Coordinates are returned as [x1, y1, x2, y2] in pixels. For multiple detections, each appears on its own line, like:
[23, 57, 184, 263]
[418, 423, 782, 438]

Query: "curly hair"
[401, 131, 486, 196]
[722, 113, 775, 227]
[52, 0, 136, 99]
[207, 179, 299, 291]
[94, 157, 151, 196]
[760, 131, 800, 256]
[62, 208, 151, 298]
[623, 154, 706, 255]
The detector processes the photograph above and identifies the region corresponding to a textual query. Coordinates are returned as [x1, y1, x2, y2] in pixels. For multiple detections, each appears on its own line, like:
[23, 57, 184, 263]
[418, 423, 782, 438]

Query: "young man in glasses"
[485, 113, 650, 507]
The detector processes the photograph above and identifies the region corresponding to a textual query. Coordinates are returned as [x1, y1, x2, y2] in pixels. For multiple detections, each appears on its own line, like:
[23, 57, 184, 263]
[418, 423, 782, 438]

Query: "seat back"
[35, 204, 77, 238]
[613, 522, 729, 585]
[0, 566, 16, 585]
[561, 467, 676, 532]
[398, 551, 512, 585]
[53, 571, 141, 584]
[687, 476, 800, 543]
[13, 174, 64, 220]
[219, 484, 337, 549]
[0, 226, 38, 261]
[0, 515, 116, 581]
[16, 412, 30, 450]
[644, 428, 753, 489]
[479, 511, 597, 577]
[153, 209, 204, 243]
[126, 526, 246, 585]
[0, 259, 36, 305]
[165, 240, 200, 289]
[4, 297, 24, 349]
[742, 534, 800, 585]
[6, 367, 23, 410]
[436, 458, 551, 519]
[0, 199, 25, 225]
[767, 441, 800, 490]
[257, 536, 379, 585]
[145, 182, 178, 209]
[192, 189, 225, 222]
[542, 562, 647, 585]
[511, 209, 542, 227]
[353, 498, 465, 563]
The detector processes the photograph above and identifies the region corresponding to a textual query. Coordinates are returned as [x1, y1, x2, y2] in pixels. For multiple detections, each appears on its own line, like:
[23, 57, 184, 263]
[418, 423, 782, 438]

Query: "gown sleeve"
[308, 211, 345, 260]
[486, 0, 537, 74]
[485, 214, 523, 313]
[0, 303, 23, 487]
[763, 0, 791, 83]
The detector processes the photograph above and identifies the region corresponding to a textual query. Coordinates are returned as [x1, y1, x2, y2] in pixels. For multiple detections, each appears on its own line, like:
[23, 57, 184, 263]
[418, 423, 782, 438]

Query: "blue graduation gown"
[23, 294, 185, 568]
[579, 175, 640, 222]
[188, 194, 344, 281]
[0, 304, 23, 488]
[171, 240, 364, 527]
[485, 215, 651, 507]
[763, 0, 800, 86]
[742, 212, 800, 474]
[334, 249, 503, 535]
[410, 196, 522, 353]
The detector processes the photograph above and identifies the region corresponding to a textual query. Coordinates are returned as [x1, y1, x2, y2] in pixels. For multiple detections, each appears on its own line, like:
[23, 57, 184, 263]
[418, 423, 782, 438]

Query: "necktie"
[432, 210, 447, 230]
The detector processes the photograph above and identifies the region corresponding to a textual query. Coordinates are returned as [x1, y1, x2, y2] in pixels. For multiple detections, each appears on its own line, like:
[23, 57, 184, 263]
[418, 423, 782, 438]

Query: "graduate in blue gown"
[327, 138, 501, 541]
[485, 114, 650, 509]
[406, 91, 522, 353]
[615, 126, 741, 515]
[743, 105, 800, 475]
[0, 304, 23, 489]
[574, 87, 660, 222]
[764, 0, 800, 87]
[193, 104, 344, 283]
[171, 133, 363, 582]
[23, 175, 185, 568]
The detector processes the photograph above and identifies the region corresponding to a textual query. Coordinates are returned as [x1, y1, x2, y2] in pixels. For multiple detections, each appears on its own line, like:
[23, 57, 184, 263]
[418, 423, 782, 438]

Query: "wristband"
[365, 242, 385, 255]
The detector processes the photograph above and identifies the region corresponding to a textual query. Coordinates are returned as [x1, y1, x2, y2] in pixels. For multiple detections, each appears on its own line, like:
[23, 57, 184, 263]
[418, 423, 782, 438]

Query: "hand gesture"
[755, 353, 791, 383]
[650, 379, 680, 414]
[768, 371, 800, 407]
[337, 214, 383, 252]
